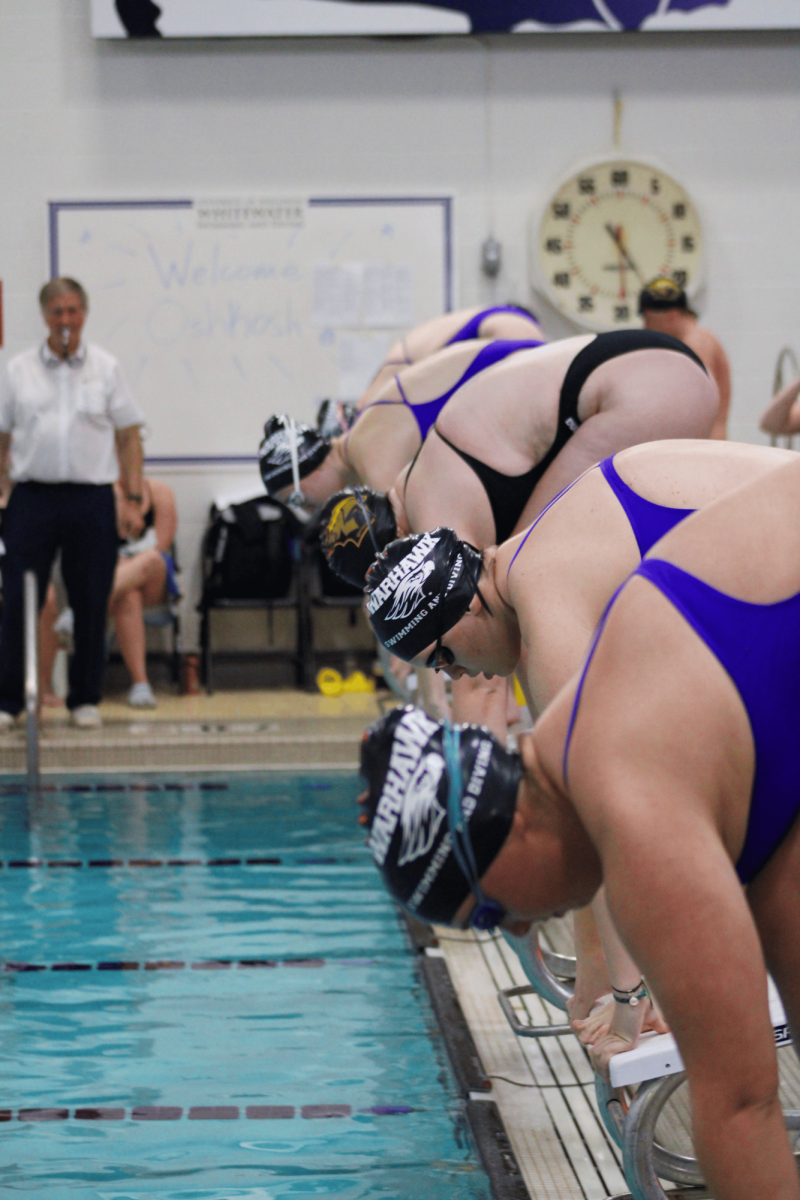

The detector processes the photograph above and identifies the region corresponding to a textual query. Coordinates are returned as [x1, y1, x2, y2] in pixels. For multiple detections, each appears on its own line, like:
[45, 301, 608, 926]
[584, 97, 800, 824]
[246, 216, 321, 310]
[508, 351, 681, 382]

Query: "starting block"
[595, 979, 799, 1200]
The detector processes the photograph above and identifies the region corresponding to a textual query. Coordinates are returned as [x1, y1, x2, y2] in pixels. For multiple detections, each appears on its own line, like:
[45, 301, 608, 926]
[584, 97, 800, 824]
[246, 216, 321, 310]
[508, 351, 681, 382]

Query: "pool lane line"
[2, 1103, 418, 1122]
[0, 856, 344, 868]
[0, 782, 231, 795]
[1, 957, 374, 972]
[403, 915, 531, 1200]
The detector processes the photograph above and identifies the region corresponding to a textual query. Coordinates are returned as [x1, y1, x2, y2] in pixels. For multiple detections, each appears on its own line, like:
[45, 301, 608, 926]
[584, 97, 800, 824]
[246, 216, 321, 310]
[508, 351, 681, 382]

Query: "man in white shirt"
[0, 278, 146, 728]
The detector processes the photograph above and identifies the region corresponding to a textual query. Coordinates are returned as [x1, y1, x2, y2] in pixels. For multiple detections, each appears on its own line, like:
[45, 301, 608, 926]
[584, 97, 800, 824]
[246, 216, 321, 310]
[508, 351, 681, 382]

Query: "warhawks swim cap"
[638, 276, 690, 314]
[319, 487, 397, 588]
[316, 399, 357, 439]
[364, 528, 481, 662]
[258, 415, 331, 497]
[358, 706, 520, 925]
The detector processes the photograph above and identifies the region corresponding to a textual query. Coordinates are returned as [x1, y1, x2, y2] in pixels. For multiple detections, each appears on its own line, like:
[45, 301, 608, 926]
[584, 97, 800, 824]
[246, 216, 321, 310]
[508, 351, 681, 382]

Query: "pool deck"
[0, 689, 392, 773]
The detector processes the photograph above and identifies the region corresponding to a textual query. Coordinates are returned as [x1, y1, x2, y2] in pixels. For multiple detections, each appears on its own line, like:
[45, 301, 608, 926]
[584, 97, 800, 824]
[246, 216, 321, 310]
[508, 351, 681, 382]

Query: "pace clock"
[534, 159, 703, 332]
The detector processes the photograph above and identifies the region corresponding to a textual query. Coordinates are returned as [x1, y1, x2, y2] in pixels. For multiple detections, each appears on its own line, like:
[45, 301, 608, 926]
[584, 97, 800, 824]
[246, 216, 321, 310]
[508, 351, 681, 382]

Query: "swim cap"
[364, 529, 481, 662]
[319, 487, 397, 588]
[316, 399, 357, 439]
[638, 276, 689, 314]
[358, 706, 520, 924]
[258, 415, 330, 497]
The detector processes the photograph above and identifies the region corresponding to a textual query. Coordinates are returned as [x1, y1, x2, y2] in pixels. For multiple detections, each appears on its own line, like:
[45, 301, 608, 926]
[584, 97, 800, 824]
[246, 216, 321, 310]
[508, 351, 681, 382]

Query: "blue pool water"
[0, 774, 492, 1199]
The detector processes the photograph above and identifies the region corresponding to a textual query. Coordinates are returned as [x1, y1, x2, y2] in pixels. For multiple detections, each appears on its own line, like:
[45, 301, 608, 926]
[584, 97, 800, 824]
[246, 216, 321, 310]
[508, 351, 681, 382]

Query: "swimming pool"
[0, 773, 493, 1200]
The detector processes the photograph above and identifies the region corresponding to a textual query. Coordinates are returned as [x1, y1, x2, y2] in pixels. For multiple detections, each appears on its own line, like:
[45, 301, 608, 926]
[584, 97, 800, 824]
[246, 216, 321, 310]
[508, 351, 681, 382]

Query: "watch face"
[536, 159, 703, 331]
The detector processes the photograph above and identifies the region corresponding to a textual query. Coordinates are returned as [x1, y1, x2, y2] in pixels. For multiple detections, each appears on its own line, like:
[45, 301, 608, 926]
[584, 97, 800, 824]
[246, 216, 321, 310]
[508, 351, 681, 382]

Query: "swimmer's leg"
[450, 673, 508, 743]
[568, 903, 611, 1025]
[415, 666, 451, 723]
[575, 888, 668, 1075]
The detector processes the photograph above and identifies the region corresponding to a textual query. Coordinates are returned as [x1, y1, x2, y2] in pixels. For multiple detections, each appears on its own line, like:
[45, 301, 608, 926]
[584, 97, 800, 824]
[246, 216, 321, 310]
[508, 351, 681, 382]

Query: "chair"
[198, 497, 314, 694]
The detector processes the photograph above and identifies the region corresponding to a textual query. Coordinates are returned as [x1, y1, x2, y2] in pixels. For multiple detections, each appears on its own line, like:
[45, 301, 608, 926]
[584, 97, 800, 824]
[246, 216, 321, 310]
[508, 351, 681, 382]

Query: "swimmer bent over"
[359, 452, 800, 1199]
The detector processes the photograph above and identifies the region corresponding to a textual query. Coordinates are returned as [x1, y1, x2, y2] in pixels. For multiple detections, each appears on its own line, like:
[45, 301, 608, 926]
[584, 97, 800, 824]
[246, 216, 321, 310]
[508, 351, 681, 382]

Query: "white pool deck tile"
[435, 926, 630, 1200]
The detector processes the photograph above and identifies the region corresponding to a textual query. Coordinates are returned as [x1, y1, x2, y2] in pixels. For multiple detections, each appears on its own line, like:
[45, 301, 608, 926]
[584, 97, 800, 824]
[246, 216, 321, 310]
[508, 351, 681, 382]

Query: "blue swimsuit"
[445, 305, 540, 345]
[563, 558, 800, 885]
[364, 338, 544, 443]
[507, 454, 696, 577]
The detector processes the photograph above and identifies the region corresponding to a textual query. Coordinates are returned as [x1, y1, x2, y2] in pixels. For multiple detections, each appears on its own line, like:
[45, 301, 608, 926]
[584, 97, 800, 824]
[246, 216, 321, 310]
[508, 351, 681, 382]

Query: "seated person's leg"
[38, 583, 62, 707]
[109, 549, 167, 707]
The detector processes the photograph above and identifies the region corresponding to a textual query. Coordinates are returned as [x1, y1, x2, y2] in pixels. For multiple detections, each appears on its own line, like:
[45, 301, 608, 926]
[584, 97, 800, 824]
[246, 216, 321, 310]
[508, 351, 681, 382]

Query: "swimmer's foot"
[41, 692, 63, 708]
[584, 996, 669, 1078]
[571, 994, 613, 1044]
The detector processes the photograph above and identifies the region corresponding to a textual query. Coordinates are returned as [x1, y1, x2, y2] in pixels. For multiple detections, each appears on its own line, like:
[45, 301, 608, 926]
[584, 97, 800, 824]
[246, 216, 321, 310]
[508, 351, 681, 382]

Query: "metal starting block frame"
[498, 938, 798, 1200]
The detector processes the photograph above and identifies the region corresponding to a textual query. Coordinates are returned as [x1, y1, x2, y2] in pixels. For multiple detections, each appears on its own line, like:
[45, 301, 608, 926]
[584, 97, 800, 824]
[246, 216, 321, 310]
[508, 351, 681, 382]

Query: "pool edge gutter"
[403, 913, 531, 1200]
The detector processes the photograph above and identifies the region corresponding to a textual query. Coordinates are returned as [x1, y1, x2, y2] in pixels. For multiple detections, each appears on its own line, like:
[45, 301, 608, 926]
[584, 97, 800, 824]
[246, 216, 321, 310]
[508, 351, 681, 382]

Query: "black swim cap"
[358, 706, 520, 924]
[259, 415, 331, 497]
[319, 487, 397, 588]
[316, 399, 357, 439]
[638, 276, 689, 314]
[365, 528, 481, 662]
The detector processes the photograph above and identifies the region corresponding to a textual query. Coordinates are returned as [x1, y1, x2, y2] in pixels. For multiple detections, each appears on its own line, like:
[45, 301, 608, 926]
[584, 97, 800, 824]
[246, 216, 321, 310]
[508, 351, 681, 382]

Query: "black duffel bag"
[202, 496, 293, 603]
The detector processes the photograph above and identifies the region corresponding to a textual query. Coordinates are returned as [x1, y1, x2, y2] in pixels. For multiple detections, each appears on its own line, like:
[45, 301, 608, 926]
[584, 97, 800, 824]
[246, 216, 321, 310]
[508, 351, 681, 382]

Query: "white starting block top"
[609, 979, 792, 1088]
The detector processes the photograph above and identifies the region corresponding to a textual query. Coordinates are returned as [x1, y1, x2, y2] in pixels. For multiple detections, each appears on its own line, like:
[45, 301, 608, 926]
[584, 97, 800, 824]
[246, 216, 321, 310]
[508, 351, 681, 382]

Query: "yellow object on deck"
[316, 668, 375, 697]
[513, 674, 526, 706]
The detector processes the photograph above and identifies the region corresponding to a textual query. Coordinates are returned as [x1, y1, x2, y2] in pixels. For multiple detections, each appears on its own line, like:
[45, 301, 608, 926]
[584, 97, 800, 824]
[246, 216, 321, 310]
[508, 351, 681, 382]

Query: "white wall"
[2, 4, 800, 645]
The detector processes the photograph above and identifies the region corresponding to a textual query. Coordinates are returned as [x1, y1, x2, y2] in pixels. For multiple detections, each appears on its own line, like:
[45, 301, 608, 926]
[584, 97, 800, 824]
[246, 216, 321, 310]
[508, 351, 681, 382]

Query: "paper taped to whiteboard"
[196, 198, 305, 230]
[312, 265, 363, 328]
[363, 265, 413, 328]
[337, 334, 391, 401]
[312, 263, 413, 328]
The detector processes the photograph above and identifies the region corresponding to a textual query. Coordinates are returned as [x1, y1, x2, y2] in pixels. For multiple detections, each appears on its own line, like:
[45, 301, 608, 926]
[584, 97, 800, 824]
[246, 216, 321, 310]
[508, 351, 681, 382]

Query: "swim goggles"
[443, 723, 506, 932]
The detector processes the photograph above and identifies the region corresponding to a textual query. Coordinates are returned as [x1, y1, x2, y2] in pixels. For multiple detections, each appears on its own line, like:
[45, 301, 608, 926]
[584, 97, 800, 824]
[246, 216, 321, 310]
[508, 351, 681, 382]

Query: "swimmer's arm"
[600, 808, 796, 1200]
[760, 375, 800, 437]
[0, 431, 11, 506]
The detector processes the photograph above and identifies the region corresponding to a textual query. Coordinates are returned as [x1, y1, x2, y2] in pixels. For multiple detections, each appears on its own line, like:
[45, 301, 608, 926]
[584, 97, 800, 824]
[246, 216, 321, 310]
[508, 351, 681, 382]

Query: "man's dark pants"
[0, 482, 118, 714]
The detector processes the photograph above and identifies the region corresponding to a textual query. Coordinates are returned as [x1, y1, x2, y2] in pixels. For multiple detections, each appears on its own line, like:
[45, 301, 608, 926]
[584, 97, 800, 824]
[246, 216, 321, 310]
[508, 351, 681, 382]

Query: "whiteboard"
[49, 196, 453, 462]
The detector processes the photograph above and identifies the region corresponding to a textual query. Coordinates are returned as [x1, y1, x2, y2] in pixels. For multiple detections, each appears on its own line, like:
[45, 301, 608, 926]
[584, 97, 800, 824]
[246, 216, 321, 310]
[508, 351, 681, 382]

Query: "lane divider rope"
[1, 1103, 418, 1123]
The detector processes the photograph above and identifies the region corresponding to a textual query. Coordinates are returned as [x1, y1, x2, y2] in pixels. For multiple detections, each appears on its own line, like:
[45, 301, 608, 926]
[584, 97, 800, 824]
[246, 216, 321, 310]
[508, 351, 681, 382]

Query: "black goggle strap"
[353, 489, 381, 556]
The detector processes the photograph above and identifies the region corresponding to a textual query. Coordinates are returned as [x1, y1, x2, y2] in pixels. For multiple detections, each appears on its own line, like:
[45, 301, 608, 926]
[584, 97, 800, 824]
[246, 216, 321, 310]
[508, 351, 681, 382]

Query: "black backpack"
[202, 497, 293, 604]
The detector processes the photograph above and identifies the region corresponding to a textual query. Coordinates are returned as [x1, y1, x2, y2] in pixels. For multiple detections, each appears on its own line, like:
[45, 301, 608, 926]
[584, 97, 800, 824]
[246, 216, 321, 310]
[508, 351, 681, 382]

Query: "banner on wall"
[93, 0, 800, 38]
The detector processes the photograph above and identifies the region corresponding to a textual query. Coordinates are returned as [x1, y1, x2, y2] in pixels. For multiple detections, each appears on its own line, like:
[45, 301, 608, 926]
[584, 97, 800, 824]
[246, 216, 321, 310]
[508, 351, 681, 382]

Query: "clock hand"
[604, 223, 645, 284]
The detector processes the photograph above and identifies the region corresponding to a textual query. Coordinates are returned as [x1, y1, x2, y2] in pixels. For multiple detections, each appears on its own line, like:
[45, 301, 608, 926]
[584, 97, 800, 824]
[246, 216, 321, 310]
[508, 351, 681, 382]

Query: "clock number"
[673, 203, 686, 219]
[578, 177, 595, 195]
[650, 177, 661, 195]
[611, 169, 629, 187]
[545, 238, 563, 254]
[614, 305, 630, 321]
[673, 270, 688, 287]
[579, 296, 594, 312]
[681, 235, 695, 252]
[553, 202, 570, 219]
[553, 273, 571, 288]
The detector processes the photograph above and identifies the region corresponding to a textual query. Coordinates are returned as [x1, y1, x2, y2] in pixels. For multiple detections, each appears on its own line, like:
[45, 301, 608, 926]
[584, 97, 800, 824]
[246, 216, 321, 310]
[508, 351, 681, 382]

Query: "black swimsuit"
[434, 330, 707, 545]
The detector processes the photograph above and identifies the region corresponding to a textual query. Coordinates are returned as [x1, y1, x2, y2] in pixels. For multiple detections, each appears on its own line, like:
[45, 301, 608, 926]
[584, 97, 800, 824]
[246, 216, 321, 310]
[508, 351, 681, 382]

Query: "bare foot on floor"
[41, 692, 64, 708]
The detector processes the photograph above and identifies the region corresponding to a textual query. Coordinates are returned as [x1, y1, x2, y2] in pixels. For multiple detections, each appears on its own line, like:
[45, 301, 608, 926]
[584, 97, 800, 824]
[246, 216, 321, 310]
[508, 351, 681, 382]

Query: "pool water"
[0, 774, 492, 1200]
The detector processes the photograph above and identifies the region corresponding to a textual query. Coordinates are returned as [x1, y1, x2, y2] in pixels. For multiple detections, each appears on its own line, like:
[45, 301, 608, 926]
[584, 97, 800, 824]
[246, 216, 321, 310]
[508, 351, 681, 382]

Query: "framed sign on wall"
[93, 0, 800, 38]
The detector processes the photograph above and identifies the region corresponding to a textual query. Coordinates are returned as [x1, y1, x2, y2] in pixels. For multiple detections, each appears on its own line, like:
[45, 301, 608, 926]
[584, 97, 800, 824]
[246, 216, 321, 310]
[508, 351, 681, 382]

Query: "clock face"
[535, 159, 703, 331]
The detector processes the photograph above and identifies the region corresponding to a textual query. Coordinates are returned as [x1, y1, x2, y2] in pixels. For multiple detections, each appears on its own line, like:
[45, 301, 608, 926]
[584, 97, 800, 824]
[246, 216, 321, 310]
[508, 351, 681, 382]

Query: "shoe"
[128, 682, 157, 708]
[0, 711, 15, 732]
[70, 705, 102, 729]
[53, 608, 74, 637]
